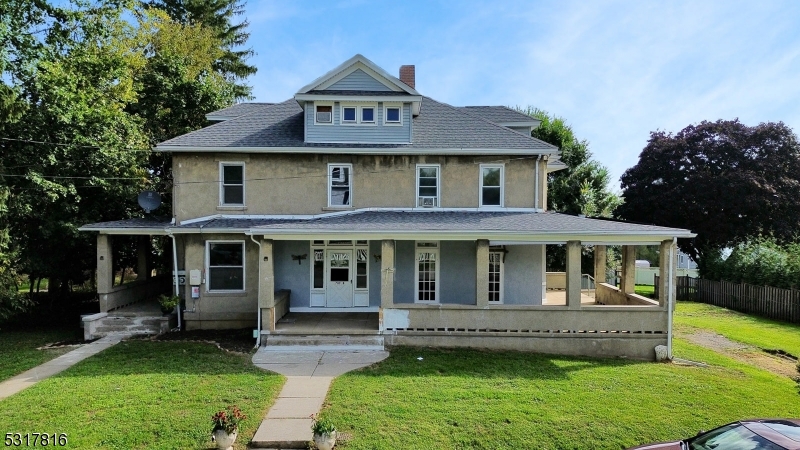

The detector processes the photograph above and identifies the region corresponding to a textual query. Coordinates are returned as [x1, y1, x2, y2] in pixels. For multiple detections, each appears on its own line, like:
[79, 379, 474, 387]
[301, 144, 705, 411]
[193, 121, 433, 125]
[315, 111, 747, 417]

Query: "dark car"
[630, 419, 800, 450]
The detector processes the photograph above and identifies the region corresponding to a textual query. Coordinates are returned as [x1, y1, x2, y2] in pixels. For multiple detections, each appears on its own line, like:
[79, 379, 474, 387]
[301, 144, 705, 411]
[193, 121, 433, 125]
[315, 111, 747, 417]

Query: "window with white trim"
[415, 241, 439, 303]
[328, 164, 352, 207]
[384, 105, 402, 125]
[341, 105, 357, 123]
[361, 106, 375, 123]
[489, 251, 504, 303]
[315, 104, 332, 124]
[220, 162, 244, 206]
[416, 165, 440, 208]
[480, 164, 504, 207]
[356, 248, 368, 289]
[207, 241, 245, 291]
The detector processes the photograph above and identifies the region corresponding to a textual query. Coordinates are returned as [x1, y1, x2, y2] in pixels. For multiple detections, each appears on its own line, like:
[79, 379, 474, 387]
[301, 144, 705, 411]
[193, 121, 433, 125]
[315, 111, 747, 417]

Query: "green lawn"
[324, 343, 799, 449]
[675, 301, 800, 356]
[634, 284, 655, 297]
[0, 341, 283, 450]
[0, 327, 79, 382]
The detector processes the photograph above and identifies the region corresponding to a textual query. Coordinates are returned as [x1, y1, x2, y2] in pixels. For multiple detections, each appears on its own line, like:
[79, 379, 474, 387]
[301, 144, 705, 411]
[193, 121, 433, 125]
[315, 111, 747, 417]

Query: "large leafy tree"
[618, 119, 800, 262]
[521, 108, 622, 272]
[147, 0, 256, 100]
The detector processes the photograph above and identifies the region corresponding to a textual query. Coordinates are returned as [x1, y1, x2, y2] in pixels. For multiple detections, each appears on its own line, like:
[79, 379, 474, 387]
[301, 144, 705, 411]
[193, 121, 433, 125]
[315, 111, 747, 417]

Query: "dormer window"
[342, 106, 357, 123]
[315, 104, 332, 124]
[361, 107, 375, 123]
[384, 105, 402, 125]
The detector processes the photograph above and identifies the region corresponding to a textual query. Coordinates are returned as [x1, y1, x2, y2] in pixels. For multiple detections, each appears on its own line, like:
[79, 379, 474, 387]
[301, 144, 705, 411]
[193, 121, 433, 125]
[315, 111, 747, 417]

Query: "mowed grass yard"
[1, 301, 798, 449]
[322, 302, 800, 450]
[0, 341, 283, 450]
[0, 327, 78, 382]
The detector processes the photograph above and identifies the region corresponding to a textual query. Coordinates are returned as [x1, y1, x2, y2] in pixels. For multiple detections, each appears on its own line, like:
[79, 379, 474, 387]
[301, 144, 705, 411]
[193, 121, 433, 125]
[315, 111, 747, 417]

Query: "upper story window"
[361, 106, 375, 123]
[416, 164, 440, 208]
[342, 106, 357, 123]
[328, 164, 352, 207]
[384, 104, 402, 125]
[315, 104, 333, 124]
[480, 164, 504, 207]
[220, 162, 244, 206]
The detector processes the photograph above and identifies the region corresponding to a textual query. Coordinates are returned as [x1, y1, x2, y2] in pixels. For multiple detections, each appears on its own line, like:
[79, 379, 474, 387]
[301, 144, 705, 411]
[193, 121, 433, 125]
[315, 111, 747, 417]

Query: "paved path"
[0, 335, 124, 401]
[250, 348, 389, 449]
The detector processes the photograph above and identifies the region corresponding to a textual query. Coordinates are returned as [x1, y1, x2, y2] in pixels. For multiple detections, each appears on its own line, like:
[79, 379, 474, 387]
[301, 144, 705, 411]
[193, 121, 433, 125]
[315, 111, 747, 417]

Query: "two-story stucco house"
[81, 55, 694, 360]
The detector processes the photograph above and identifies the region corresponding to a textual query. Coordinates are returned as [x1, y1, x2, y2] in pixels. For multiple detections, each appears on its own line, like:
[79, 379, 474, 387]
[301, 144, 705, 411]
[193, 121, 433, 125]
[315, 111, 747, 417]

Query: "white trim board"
[289, 306, 379, 313]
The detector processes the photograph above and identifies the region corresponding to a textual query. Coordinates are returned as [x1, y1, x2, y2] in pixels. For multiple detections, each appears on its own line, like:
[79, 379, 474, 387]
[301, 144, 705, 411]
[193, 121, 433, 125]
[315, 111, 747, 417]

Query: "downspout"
[667, 237, 676, 359]
[249, 233, 263, 347]
[534, 156, 539, 210]
[167, 229, 181, 330]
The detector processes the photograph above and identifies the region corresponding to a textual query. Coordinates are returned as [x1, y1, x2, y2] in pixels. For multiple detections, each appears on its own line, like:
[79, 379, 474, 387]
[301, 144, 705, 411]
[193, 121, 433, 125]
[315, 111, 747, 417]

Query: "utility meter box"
[189, 269, 201, 286]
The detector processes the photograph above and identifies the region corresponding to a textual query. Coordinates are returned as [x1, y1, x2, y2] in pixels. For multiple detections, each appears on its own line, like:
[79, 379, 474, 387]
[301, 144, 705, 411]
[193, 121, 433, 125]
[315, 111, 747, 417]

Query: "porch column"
[594, 245, 606, 285]
[566, 240, 582, 309]
[259, 238, 275, 309]
[659, 239, 676, 307]
[476, 239, 490, 308]
[380, 240, 395, 308]
[97, 234, 113, 312]
[136, 236, 150, 281]
[621, 245, 636, 294]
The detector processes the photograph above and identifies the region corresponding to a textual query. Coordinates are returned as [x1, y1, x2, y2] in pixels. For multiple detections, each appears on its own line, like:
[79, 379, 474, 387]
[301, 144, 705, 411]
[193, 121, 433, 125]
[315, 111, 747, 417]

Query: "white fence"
[635, 267, 698, 286]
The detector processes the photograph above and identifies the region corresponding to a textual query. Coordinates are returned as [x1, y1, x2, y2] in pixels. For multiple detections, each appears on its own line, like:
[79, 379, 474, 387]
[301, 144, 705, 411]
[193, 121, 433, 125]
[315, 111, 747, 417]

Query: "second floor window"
[480, 164, 504, 207]
[315, 104, 332, 124]
[416, 165, 440, 208]
[328, 164, 352, 207]
[220, 162, 244, 206]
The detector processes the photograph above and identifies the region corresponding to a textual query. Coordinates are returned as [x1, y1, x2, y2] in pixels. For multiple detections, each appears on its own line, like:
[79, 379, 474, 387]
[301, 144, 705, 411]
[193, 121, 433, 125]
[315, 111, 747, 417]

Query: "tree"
[618, 119, 800, 262]
[147, 0, 256, 100]
[520, 108, 622, 272]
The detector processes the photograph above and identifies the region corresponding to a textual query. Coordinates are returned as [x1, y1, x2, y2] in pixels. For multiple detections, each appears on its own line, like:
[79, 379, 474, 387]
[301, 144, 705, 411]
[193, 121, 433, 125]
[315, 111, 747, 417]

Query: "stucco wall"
[181, 233, 259, 329]
[393, 240, 416, 304]
[369, 240, 382, 307]
[504, 244, 545, 305]
[273, 240, 311, 309]
[440, 241, 477, 305]
[172, 154, 541, 221]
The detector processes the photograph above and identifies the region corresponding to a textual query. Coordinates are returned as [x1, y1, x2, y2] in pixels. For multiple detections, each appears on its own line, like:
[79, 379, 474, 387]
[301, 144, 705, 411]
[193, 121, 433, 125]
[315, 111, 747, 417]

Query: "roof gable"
[296, 54, 419, 95]
[326, 68, 394, 92]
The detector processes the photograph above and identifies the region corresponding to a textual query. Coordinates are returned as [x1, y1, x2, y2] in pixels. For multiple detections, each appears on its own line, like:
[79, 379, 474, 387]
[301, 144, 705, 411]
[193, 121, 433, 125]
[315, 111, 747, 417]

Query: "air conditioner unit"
[420, 197, 435, 207]
[316, 112, 332, 123]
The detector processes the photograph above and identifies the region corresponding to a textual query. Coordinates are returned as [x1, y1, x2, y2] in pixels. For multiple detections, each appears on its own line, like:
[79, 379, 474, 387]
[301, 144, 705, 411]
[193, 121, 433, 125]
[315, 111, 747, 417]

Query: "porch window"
[219, 162, 244, 206]
[416, 164, 440, 208]
[480, 164, 504, 207]
[415, 241, 439, 303]
[356, 248, 368, 289]
[489, 251, 504, 303]
[328, 164, 352, 207]
[207, 241, 245, 291]
[313, 249, 324, 289]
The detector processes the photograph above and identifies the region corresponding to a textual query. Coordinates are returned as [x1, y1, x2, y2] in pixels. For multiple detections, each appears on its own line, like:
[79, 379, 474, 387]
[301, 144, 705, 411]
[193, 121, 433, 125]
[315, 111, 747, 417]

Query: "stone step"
[263, 334, 384, 349]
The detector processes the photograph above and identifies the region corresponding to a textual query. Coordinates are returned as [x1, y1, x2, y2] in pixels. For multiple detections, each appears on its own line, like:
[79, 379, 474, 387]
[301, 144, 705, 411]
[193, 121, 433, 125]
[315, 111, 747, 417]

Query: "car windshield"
[762, 421, 800, 442]
[689, 424, 786, 450]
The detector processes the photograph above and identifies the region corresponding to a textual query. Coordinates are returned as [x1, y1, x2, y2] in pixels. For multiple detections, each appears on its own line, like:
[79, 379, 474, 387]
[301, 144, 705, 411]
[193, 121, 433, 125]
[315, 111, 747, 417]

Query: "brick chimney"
[399, 65, 415, 89]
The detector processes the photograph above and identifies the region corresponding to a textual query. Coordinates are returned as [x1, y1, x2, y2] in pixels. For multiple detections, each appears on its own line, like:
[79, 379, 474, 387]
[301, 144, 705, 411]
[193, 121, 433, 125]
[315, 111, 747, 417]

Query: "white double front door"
[326, 249, 353, 307]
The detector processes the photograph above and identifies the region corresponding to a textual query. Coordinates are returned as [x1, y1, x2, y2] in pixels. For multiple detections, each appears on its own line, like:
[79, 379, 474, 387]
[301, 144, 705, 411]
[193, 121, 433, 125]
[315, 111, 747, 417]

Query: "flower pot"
[313, 431, 336, 450]
[212, 429, 237, 450]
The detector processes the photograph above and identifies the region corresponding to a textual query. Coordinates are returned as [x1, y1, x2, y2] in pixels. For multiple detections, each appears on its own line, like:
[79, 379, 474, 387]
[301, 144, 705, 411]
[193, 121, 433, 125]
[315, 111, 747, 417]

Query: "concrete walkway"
[250, 348, 389, 449]
[0, 334, 124, 400]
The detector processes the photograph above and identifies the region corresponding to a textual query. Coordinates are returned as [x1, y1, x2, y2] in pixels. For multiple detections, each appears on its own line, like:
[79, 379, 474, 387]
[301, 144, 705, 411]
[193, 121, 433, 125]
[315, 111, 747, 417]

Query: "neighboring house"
[677, 250, 698, 270]
[81, 55, 694, 359]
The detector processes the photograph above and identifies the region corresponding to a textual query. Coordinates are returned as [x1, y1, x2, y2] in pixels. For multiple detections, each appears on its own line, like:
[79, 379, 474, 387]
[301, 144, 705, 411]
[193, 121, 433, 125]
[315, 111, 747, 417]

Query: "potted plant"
[211, 405, 246, 450]
[157, 294, 179, 315]
[311, 414, 336, 450]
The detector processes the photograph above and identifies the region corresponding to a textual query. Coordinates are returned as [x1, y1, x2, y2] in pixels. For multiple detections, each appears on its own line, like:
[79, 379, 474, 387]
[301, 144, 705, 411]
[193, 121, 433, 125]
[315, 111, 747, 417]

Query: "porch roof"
[81, 210, 694, 243]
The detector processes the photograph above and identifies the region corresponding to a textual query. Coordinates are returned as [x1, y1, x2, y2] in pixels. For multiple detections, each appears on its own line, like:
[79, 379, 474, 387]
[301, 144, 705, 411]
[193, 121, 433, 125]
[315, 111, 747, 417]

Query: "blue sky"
[243, 0, 800, 190]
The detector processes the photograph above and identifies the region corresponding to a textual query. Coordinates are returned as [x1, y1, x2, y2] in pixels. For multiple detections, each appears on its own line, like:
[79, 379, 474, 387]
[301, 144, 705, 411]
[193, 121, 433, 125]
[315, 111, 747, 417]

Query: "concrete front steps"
[82, 312, 175, 340]
[260, 333, 385, 352]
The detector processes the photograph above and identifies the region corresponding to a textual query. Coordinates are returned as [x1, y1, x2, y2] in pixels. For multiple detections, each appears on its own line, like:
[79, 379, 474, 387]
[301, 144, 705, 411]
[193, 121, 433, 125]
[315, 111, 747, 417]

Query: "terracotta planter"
[313, 431, 336, 450]
[212, 428, 237, 450]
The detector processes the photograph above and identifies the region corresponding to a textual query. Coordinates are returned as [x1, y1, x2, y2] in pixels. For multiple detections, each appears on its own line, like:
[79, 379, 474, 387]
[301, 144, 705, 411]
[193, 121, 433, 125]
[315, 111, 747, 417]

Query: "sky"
[242, 0, 800, 190]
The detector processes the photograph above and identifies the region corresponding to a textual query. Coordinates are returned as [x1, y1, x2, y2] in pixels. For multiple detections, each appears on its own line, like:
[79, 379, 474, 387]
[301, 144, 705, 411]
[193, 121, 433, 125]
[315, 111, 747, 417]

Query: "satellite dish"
[138, 190, 162, 213]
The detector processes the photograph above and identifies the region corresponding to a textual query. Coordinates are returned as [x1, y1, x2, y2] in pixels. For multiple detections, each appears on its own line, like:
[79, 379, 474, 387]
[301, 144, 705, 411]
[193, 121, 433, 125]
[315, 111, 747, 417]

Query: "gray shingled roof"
[460, 106, 540, 125]
[159, 97, 557, 151]
[79, 211, 694, 238]
[206, 103, 275, 121]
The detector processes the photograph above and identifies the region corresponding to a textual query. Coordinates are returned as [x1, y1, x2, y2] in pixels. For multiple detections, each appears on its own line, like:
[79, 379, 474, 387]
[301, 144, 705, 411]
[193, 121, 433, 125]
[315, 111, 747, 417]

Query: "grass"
[0, 327, 79, 382]
[634, 284, 655, 297]
[675, 301, 800, 356]
[324, 344, 800, 449]
[0, 341, 284, 450]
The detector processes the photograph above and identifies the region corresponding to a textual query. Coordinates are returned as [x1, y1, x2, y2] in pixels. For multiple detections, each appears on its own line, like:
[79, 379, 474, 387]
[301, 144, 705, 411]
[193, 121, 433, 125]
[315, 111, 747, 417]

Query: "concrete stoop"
[82, 312, 175, 340]
[262, 334, 384, 351]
